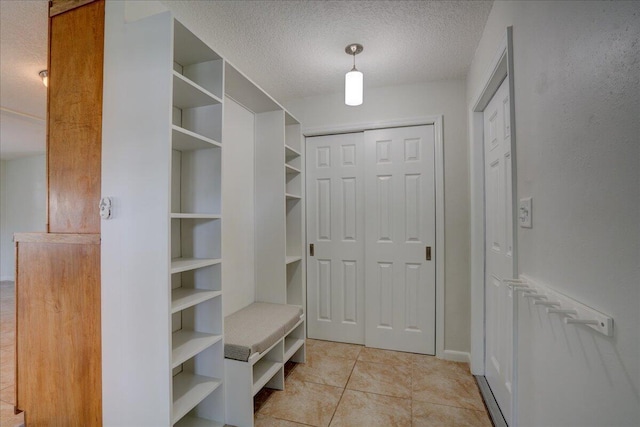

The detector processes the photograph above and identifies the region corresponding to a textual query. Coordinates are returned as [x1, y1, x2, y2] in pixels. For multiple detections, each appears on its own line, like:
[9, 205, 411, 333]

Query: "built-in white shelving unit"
[284, 114, 305, 309]
[103, 4, 305, 426]
[102, 4, 225, 425]
[169, 18, 224, 426]
[224, 62, 306, 426]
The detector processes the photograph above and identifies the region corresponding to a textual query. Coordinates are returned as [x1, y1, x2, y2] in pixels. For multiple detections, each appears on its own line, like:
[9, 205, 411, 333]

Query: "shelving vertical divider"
[102, 3, 225, 425]
[170, 19, 225, 427]
[285, 114, 306, 364]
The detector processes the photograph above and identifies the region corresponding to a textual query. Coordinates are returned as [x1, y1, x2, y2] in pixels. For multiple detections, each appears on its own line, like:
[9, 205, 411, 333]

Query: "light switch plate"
[519, 197, 532, 228]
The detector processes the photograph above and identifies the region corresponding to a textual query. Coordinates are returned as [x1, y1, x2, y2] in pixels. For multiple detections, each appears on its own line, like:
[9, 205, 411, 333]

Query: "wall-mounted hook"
[547, 308, 577, 315]
[534, 300, 561, 307]
[564, 318, 600, 325]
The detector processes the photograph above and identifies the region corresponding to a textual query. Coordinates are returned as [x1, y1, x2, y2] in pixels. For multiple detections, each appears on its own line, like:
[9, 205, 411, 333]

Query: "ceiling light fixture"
[39, 70, 48, 87]
[344, 43, 363, 106]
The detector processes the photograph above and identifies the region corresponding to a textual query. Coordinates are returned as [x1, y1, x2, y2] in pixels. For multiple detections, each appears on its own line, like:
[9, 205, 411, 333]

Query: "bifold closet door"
[306, 133, 366, 344]
[364, 125, 436, 355]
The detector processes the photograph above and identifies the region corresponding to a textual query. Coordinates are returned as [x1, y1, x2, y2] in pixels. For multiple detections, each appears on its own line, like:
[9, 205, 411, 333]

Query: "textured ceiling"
[163, 0, 494, 101]
[0, 0, 493, 158]
[0, 0, 48, 159]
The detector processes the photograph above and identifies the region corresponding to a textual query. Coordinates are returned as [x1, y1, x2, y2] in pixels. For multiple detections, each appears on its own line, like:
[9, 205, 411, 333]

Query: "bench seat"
[224, 302, 303, 362]
[224, 302, 306, 427]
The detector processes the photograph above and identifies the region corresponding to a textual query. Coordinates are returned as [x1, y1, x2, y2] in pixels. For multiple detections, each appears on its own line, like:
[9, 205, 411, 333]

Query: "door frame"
[303, 116, 445, 359]
[469, 26, 517, 422]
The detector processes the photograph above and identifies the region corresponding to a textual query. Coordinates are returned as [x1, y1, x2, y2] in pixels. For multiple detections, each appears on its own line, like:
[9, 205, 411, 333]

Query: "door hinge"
[426, 246, 432, 261]
[310, 243, 315, 257]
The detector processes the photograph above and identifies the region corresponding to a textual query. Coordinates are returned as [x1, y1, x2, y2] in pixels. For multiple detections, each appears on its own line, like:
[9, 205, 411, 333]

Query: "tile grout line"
[325, 345, 362, 427]
[410, 357, 414, 427]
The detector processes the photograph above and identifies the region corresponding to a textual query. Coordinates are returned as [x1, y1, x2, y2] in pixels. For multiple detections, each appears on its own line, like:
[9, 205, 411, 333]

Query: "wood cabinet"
[15, 234, 101, 426]
[14, 0, 105, 424]
[47, 0, 104, 234]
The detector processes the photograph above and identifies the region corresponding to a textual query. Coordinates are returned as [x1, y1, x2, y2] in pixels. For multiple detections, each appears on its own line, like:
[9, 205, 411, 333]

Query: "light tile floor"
[0, 281, 23, 427]
[254, 339, 493, 427]
[0, 280, 491, 427]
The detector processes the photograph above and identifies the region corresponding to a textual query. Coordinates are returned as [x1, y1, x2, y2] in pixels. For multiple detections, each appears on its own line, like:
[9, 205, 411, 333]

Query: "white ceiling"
[0, 0, 48, 160]
[0, 0, 493, 159]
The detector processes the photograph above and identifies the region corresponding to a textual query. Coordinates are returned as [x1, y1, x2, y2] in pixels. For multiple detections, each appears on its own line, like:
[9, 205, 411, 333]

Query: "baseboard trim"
[441, 350, 471, 363]
[0, 276, 15, 282]
[475, 375, 508, 427]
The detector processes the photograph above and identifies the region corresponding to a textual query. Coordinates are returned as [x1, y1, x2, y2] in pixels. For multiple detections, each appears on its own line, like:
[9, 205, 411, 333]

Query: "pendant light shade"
[344, 44, 363, 106]
[345, 68, 363, 106]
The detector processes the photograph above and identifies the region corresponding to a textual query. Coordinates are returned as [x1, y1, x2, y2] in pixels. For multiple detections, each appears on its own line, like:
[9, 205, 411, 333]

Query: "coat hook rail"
[502, 276, 614, 337]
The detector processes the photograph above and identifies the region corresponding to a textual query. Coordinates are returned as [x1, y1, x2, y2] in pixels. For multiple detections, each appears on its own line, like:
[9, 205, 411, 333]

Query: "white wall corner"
[0, 276, 15, 282]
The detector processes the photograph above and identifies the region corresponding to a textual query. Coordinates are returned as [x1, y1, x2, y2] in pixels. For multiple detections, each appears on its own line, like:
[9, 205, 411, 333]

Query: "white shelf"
[284, 337, 305, 361]
[171, 213, 221, 219]
[172, 330, 222, 368]
[251, 359, 283, 396]
[173, 21, 221, 67]
[173, 71, 222, 109]
[172, 372, 222, 424]
[285, 145, 301, 160]
[172, 125, 221, 151]
[286, 256, 302, 264]
[285, 164, 301, 175]
[285, 193, 301, 201]
[171, 258, 221, 274]
[171, 289, 221, 313]
[174, 416, 224, 427]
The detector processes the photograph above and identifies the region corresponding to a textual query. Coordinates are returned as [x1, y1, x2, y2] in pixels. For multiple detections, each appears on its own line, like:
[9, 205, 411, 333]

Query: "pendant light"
[344, 43, 363, 106]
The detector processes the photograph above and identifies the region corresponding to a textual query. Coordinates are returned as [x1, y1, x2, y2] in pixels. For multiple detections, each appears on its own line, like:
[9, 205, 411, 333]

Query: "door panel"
[484, 78, 515, 424]
[364, 125, 436, 355]
[306, 133, 365, 344]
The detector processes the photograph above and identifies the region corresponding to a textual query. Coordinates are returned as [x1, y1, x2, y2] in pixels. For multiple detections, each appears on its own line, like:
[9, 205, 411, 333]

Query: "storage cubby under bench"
[224, 302, 305, 427]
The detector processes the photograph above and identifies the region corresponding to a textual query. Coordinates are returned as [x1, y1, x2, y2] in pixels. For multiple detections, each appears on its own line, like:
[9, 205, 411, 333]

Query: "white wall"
[285, 80, 471, 354]
[0, 155, 46, 281]
[467, 1, 640, 425]
[222, 97, 256, 316]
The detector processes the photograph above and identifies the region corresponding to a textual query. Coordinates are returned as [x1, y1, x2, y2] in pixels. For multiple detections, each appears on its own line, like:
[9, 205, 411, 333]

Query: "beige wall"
[285, 80, 471, 355]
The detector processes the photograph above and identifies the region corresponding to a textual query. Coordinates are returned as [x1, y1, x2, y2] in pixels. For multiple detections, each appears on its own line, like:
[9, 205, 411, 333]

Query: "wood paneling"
[15, 235, 101, 426]
[50, 0, 99, 17]
[47, 0, 104, 233]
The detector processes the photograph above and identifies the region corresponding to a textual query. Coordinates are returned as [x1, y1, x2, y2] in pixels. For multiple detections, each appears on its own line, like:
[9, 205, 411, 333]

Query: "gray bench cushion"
[224, 302, 303, 362]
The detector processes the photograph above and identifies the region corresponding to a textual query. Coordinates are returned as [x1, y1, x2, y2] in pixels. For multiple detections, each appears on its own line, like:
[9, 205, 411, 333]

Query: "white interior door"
[364, 125, 436, 355]
[484, 77, 515, 424]
[306, 133, 365, 344]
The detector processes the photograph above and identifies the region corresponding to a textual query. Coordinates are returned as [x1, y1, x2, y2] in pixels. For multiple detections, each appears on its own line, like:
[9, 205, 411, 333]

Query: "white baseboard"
[0, 275, 15, 282]
[441, 349, 471, 363]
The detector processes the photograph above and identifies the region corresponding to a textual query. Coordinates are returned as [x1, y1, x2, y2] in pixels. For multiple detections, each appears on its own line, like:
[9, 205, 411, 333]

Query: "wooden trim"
[49, 0, 99, 17]
[13, 243, 20, 415]
[46, 7, 51, 232]
[14, 233, 100, 245]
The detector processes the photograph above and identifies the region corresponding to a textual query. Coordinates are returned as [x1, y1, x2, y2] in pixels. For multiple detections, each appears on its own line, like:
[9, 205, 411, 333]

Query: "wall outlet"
[519, 197, 532, 228]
